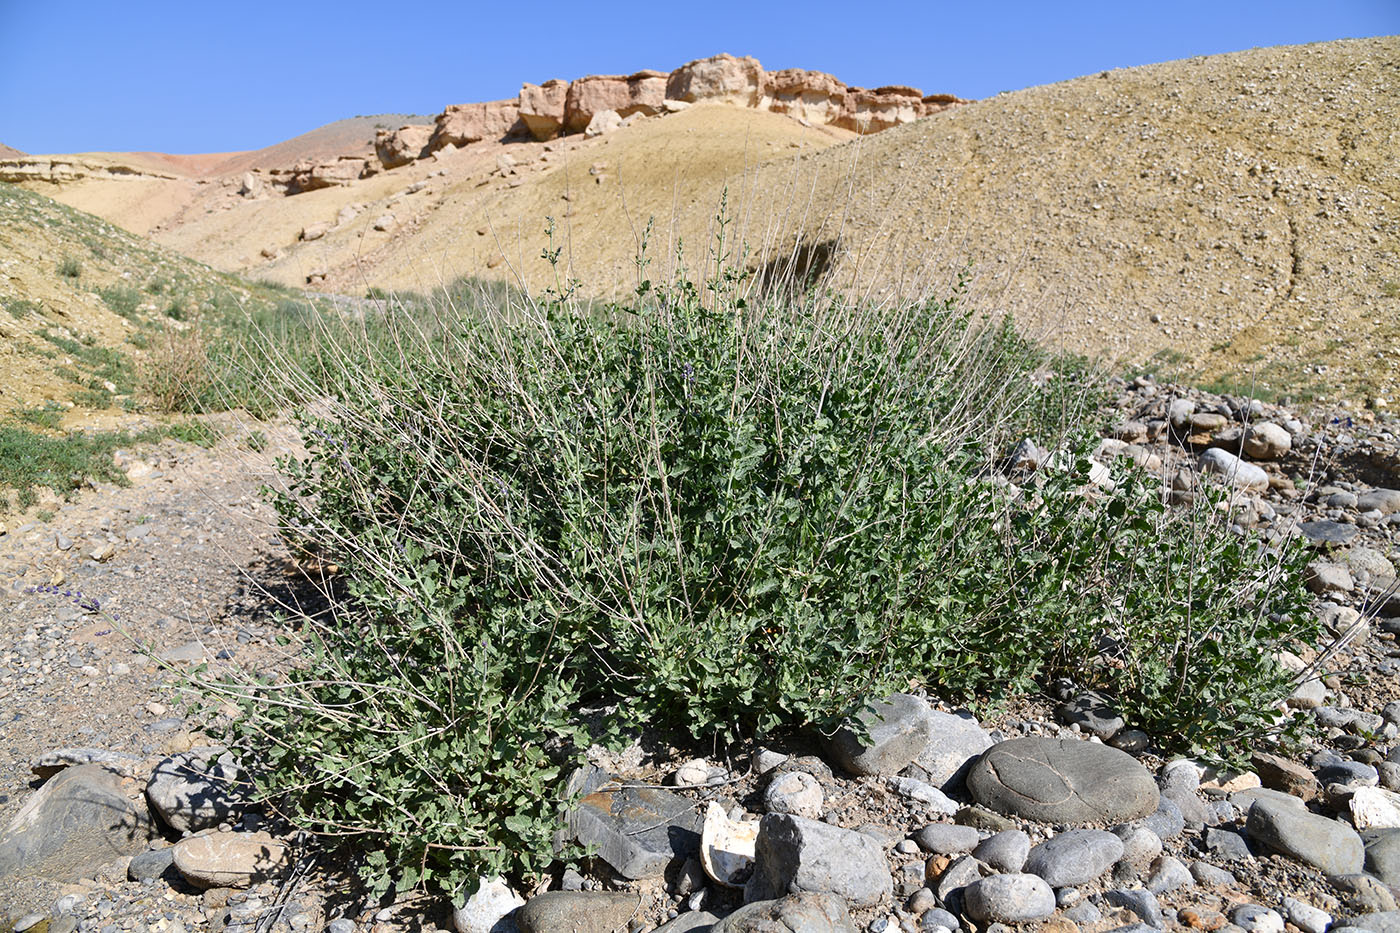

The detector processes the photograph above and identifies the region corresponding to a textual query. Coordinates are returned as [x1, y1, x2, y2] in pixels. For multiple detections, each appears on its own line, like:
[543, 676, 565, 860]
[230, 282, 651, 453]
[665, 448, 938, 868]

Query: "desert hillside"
[6, 39, 1398, 404]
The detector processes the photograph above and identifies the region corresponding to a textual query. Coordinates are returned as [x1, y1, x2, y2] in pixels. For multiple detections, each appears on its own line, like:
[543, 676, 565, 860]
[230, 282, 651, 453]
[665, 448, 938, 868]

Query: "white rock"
[1198, 448, 1269, 491]
[1351, 786, 1400, 830]
[584, 110, 624, 137]
[453, 876, 524, 933]
[887, 776, 958, 815]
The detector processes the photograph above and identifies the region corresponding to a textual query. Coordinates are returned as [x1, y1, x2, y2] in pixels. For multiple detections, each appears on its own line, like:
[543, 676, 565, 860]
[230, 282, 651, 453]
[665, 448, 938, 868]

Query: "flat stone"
[0, 763, 154, 881]
[1251, 752, 1320, 802]
[1299, 521, 1361, 547]
[654, 913, 722, 933]
[128, 845, 176, 882]
[828, 694, 933, 777]
[1204, 828, 1254, 861]
[568, 785, 702, 879]
[962, 873, 1055, 923]
[1056, 692, 1126, 740]
[1145, 855, 1193, 894]
[172, 831, 288, 889]
[746, 814, 892, 908]
[913, 823, 981, 855]
[1357, 489, 1400, 516]
[1333, 873, 1399, 913]
[912, 710, 993, 792]
[1024, 829, 1124, 886]
[1232, 905, 1284, 933]
[516, 891, 642, 933]
[1245, 798, 1364, 875]
[146, 748, 244, 834]
[1142, 794, 1186, 842]
[32, 748, 142, 780]
[711, 894, 854, 933]
[1191, 860, 1237, 886]
[1105, 889, 1163, 928]
[967, 738, 1159, 824]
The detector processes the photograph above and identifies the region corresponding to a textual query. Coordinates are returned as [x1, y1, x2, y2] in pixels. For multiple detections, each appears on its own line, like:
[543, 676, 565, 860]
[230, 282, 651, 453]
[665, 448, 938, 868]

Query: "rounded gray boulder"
[967, 737, 1159, 824]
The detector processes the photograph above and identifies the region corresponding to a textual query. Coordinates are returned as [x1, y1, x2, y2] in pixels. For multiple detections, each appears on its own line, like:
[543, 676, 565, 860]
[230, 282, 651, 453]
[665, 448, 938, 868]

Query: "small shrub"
[5, 298, 39, 319]
[57, 255, 82, 279]
[139, 321, 210, 413]
[217, 249, 1314, 900]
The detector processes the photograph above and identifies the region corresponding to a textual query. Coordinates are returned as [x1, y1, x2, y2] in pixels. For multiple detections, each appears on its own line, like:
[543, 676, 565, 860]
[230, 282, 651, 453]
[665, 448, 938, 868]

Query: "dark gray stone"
[1024, 830, 1124, 886]
[128, 845, 176, 882]
[1104, 889, 1163, 928]
[1056, 692, 1125, 740]
[1317, 760, 1379, 788]
[654, 913, 723, 933]
[0, 763, 155, 881]
[961, 874, 1055, 924]
[934, 854, 983, 905]
[1366, 829, 1400, 885]
[1300, 521, 1361, 546]
[567, 785, 702, 879]
[918, 908, 959, 933]
[516, 892, 643, 933]
[1245, 798, 1364, 876]
[1358, 490, 1400, 516]
[712, 894, 854, 933]
[1141, 797, 1186, 841]
[746, 814, 893, 908]
[1204, 828, 1254, 862]
[829, 694, 933, 777]
[1190, 861, 1237, 886]
[966, 738, 1159, 824]
[146, 747, 245, 834]
[912, 823, 980, 855]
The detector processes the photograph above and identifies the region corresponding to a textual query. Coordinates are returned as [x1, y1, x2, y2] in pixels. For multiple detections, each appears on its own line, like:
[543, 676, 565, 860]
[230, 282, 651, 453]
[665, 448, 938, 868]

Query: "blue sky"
[1, 0, 1394, 154]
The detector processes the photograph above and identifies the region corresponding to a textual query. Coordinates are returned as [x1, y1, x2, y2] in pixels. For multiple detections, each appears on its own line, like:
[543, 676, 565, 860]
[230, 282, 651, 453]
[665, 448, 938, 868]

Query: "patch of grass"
[57, 254, 82, 279]
[5, 298, 39, 319]
[35, 509, 54, 522]
[1382, 280, 1400, 299]
[167, 420, 217, 448]
[40, 330, 134, 395]
[13, 403, 64, 430]
[0, 423, 164, 503]
[97, 284, 145, 320]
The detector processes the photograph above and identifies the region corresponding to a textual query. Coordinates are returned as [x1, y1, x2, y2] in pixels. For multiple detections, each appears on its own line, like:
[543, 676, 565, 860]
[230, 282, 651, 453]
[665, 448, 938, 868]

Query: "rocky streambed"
[3, 377, 1400, 933]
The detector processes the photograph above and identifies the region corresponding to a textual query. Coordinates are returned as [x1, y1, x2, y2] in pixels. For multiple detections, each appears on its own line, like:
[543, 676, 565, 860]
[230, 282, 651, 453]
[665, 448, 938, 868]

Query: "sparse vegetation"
[57, 254, 82, 279]
[0, 423, 163, 510]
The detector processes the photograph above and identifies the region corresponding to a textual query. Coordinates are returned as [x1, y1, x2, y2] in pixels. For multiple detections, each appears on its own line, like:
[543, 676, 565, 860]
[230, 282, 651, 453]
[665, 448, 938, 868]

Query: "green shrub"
[218, 253, 1314, 900]
[57, 254, 82, 279]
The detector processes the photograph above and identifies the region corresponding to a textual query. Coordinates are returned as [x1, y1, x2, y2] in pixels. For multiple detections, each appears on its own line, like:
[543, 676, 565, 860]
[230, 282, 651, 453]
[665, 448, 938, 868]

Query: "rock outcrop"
[765, 69, 848, 124]
[563, 71, 666, 133]
[428, 100, 523, 152]
[289, 156, 370, 193]
[375, 124, 434, 168]
[667, 53, 766, 107]
[519, 80, 570, 141]
[277, 54, 970, 191]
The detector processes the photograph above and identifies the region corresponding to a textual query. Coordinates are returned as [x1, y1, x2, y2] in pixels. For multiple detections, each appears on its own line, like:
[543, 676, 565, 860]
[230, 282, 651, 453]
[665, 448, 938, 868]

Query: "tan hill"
[0, 142, 24, 159]
[7, 40, 1398, 405]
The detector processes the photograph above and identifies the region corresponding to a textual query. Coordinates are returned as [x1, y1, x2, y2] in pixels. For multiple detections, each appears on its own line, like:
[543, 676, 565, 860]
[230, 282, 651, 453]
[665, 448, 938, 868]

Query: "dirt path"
[0, 424, 299, 917]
